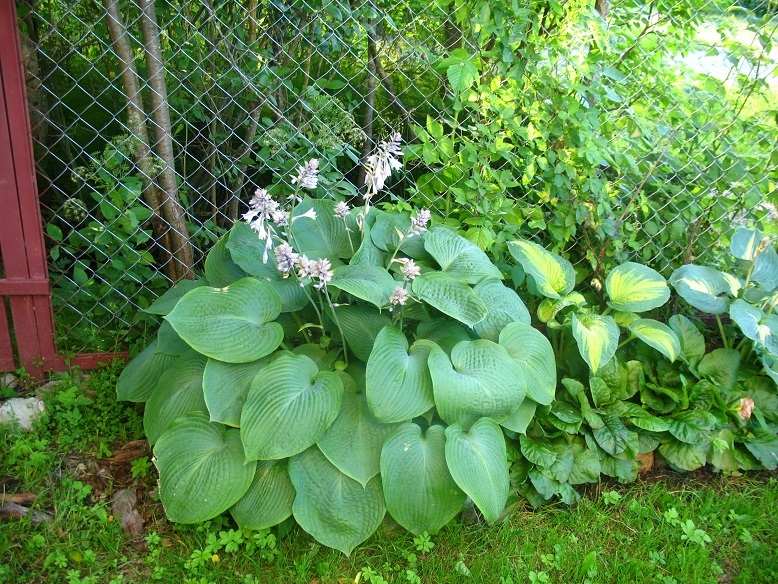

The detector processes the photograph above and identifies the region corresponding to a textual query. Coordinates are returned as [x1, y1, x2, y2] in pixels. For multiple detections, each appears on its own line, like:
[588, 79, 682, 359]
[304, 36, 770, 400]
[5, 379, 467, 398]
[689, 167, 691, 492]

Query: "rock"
[34, 380, 60, 398]
[0, 502, 52, 524]
[112, 489, 144, 538]
[0, 373, 18, 389]
[0, 397, 45, 431]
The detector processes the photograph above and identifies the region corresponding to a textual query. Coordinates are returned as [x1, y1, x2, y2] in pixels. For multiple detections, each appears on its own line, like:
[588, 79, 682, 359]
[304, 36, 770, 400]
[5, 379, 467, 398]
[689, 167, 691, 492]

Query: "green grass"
[1, 366, 777, 584]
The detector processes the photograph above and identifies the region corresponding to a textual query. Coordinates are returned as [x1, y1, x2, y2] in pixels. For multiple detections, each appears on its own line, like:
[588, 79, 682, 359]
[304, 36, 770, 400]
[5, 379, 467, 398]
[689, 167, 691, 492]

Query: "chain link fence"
[16, 0, 778, 354]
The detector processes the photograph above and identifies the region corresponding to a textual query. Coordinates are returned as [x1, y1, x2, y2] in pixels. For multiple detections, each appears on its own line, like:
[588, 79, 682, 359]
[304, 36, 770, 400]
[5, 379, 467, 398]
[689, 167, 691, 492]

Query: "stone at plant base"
[0, 397, 46, 431]
[0, 372, 18, 389]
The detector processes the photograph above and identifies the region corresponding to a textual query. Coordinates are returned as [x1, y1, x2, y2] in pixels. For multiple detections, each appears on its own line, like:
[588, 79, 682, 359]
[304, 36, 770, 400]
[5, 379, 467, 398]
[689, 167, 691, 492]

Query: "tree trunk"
[102, 0, 176, 281]
[137, 0, 195, 281]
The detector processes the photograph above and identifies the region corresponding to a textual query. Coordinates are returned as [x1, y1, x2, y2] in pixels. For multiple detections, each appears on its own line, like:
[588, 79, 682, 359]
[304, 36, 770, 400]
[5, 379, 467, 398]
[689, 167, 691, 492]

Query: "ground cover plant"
[111, 142, 778, 556]
[0, 366, 776, 582]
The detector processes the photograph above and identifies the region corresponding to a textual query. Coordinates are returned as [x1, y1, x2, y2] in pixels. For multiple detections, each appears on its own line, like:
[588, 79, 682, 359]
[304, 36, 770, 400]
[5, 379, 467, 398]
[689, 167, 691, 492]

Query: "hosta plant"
[117, 144, 555, 555]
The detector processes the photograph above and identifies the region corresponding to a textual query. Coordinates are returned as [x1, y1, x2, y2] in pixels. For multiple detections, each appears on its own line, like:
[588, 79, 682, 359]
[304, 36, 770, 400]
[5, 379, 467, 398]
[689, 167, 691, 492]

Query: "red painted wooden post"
[0, 1, 65, 376]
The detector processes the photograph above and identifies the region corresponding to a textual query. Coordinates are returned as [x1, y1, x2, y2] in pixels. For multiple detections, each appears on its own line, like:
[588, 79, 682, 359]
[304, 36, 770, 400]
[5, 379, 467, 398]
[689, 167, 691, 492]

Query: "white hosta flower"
[364, 132, 403, 199]
[243, 188, 282, 262]
[271, 209, 289, 226]
[409, 209, 431, 237]
[291, 158, 320, 190]
[274, 243, 298, 277]
[312, 258, 334, 290]
[396, 258, 421, 281]
[291, 208, 317, 223]
[296, 255, 313, 280]
[389, 286, 411, 309]
[334, 201, 350, 220]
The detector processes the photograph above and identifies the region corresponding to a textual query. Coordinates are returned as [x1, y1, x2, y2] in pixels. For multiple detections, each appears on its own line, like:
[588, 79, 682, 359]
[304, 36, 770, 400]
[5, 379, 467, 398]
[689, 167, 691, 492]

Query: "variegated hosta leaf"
[289, 447, 385, 556]
[536, 292, 586, 323]
[330, 264, 396, 308]
[445, 418, 509, 522]
[318, 375, 397, 486]
[571, 313, 619, 374]
[366, 326, 436, 422]
[411, 272, 487, 327]
[380, 424, 466, 534]
[628, 319, 681, 362]
[230, 460, 295, 530]
[473, 279, 531, 341]
[668, 315, 706, 363]
[498, 322, 556, 405]
[240, 353, 344, 460]
[605, 262, 670, 313]
[730, 227, 763, 261]
[427, 341, 526, 427]
[144, 351, 208, 445]
[165, 278, 284, 363]
[669, 265, 740, 314]
[423, 226, 503, 284]
[507, 240, 575, 299]
[155, 412, 256, 523]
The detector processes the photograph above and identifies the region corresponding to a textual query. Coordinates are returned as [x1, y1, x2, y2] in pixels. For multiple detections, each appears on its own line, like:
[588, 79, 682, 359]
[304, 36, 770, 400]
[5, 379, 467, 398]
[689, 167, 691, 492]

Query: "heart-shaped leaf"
[205, 234, 248, 288]
[698, 348, 740, 391]
[498, 322, 556, 405]
[334, 305, 392, 362]
[668, 315, 706, 364]
[572, 313, 619, 374]
[144, 351, 208, 445]
[473, 279, 531, 341]
[606, 262, 670, 313]
[318, 376, 396, 486]
[202, 357, 269, 427]
[226, 221, 282, 279]
[519, 435, 557, 467]
[145, 279, 207, 316]
[289, 198, 354, 260]
[752, 246, 778, 290]
[501, 399, 537, 434]
[166, 278, 283, 363]
[117, 339, 176, 402]
[241, 353, 344, 460]
[154, 412, 256, 523]
[507, 240, 575, 299]
[369, 212, 429, 259]
[669, 265, 740, 314]
[445, 418, 509, 522]
[428, 341, 526, 427]
[366, 326, 435, 422]
[230, 460, 295, 530]
[424, 226, 502, 284]
[412, 272, 487, 327]
[730, 227, 763, 261]
[730, 299, 778, 353]
[330, 264, 396, 307]
[592, 413, 631, 456]
[289, 446, 385, 556]
[416, 320, 472, 354]
[628, 319, 681, 362]
[380, 423, 466, 534]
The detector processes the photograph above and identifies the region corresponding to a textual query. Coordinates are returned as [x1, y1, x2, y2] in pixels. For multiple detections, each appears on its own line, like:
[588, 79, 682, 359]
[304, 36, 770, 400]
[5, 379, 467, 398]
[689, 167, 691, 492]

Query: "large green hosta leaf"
[289, 198, 354, 260]
[572, 313, 619, 374]
[498, 322, 556, 405]
[334, 305, 392, 362]
[628, 319, 681, 362]
[473, 279, 531, 342]
[445, 418, 509, 522]
[205, 234, 247, 288]
[752, 246, 778, 290]
[145, 279, 207, 316]
[289, 447, 385, 556]
[155, 412, 256, 523]
[423, 226, 502, 284]
[330, 264, 396, 308]
[369, 212, 429, 259]
[501, 399, 537, 434]
[416, 320, 472, 354]
[230, 460, 295, 530]
[117, 339, 175, 402]
[730, 299, 778, 353]
[366, 326, 435, 422]
[507, 240, 575, 299]
[669, 265, 740, 314]
[318, 375, 396, 486]
[668, 315, 706, 364]
[412, 272, 487, 327]
[226, 221, 282, 279]
[202, 357, 269, 427]
[380, 424, 466, 534]
[241, 353, 343, 460]
[166, 278, 283, 363]
[144, 351, 208, 445]
[730, 227, 763, 261]
[428, 341, 525, 427]
[606, 262, 670, 312]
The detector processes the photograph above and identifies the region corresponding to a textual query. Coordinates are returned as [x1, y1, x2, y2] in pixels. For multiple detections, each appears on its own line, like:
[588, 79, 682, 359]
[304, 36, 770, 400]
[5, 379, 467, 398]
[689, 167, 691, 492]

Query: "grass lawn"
[1, 365, 776, 584]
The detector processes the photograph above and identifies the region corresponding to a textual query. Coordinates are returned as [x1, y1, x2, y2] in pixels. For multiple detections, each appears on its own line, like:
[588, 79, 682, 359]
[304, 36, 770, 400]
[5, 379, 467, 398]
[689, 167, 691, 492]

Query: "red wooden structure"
[0, 2, 125, 377]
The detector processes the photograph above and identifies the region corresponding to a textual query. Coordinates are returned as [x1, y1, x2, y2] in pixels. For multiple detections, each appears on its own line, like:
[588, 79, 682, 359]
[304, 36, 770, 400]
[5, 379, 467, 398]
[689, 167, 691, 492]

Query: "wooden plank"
[0, 279, 51, 295]
[0, 299, 15, 371]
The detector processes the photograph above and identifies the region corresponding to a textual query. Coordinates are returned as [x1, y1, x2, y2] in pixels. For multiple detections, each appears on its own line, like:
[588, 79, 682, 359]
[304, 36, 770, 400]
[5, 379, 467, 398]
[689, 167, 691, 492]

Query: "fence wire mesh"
[16, 0, 778, 353]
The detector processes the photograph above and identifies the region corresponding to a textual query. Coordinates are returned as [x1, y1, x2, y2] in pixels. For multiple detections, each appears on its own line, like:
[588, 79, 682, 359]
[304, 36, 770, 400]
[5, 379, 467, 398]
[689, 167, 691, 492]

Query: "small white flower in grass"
[291, 158, 320, 190]
[395, 258, 421, 281]
[389, 286, 410, 309]
[334, 201, 350, 220]
[409, 209, 431, 237]
[312, 258, 334, 290]
[274, 243, 298, 277]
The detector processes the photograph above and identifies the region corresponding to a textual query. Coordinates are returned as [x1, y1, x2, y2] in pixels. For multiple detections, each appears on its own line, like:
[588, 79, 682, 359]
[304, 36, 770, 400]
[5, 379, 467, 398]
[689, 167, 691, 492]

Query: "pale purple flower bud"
[397, 258, 421, 281]
[296, 255, 313, 279]
[274, 243, 298, 276]
[334, 201, 350, 220]
[291, 158, 320, 190]
[409, 209, 431, 237]
[271, 209, 289, 226]
[389, 286, 410, 308]
[312, 258, 334, 290]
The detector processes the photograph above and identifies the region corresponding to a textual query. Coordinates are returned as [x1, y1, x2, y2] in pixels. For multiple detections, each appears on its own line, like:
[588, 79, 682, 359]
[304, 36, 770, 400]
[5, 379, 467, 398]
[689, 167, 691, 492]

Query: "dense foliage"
[118, 148, 778, 554]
